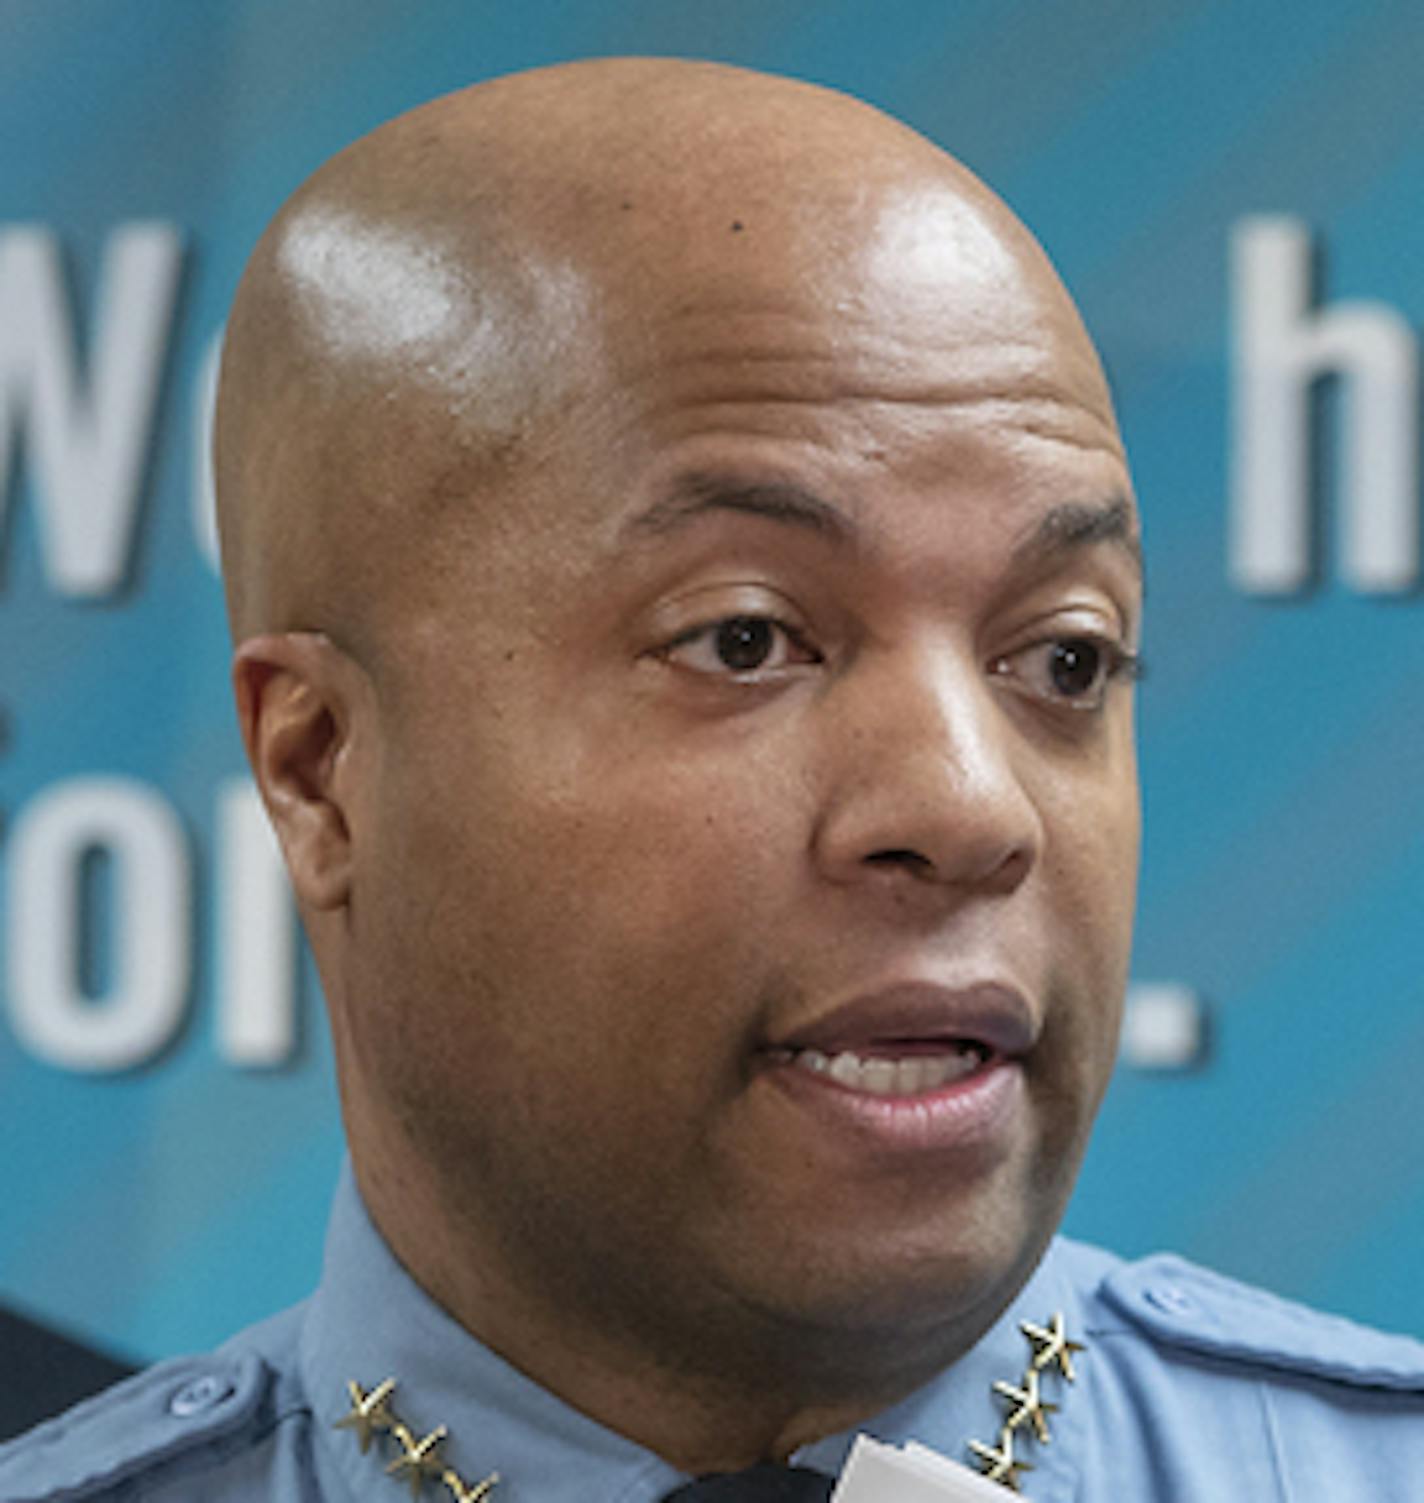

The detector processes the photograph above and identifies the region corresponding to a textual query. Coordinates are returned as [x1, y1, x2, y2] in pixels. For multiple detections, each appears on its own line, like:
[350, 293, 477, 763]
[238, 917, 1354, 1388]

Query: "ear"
[232, 631, 370, 912]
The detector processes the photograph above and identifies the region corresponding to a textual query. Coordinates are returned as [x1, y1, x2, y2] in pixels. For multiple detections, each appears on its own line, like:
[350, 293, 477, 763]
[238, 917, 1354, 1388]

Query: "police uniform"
[4, 1163, 1422, 1502]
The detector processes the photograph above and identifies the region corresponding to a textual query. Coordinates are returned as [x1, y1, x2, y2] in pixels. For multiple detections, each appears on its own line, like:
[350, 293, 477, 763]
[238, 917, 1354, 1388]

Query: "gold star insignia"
[387, 1425, 449, 1498]
[1020, 1312, 1086, 1383]
[444, 1471, 500, 1503]
[968, 1433, 1032, 1492]
[334, 1377, 398, 1453]
[993, 1367, 1059, 1444]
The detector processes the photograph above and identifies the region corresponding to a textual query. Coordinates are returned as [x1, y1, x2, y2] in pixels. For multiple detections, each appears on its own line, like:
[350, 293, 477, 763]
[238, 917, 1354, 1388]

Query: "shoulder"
[1087, 1249, 1424, 1394]
[0, 1305, 314, 1502]
[1059, 1240, 1424, 1496]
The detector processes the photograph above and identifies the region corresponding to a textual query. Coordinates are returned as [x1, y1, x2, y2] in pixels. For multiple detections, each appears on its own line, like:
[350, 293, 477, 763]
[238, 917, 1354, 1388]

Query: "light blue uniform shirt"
[4, 1162, 1422, 1501]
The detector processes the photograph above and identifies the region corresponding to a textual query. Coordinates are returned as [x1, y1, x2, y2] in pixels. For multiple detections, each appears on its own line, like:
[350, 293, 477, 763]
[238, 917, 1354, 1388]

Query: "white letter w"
[0, 224, 183, 598]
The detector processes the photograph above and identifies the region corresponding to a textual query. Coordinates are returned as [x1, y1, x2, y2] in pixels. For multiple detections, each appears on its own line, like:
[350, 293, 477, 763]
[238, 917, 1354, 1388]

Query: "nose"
[812, 643, 1043, 897]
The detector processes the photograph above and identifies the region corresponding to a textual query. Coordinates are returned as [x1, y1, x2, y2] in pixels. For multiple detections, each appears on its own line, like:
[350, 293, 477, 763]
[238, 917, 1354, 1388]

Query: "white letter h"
[1231, 215, 1418, 594]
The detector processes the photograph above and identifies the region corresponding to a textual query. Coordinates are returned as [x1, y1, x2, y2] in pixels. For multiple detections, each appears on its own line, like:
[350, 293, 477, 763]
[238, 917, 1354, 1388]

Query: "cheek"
[1047, 716, 1140, 928]
[1032, 745, 1139, 1068]
[369, 727, 808, 1100]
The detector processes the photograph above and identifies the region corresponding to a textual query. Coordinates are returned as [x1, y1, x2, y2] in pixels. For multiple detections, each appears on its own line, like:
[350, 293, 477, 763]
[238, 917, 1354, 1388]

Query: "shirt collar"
[302, 1162, 1086, 1501]
[793, 1246, 1089, 1494]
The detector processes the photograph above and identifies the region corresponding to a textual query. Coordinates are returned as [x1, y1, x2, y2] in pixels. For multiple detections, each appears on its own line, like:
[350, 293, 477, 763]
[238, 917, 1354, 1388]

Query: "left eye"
[664, 615, 819, 676]
[991, 636, 1139, 709]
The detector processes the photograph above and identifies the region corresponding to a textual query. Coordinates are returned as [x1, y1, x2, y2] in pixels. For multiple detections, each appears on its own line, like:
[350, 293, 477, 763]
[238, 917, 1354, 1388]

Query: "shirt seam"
[1257, 1377, 1291, 1503]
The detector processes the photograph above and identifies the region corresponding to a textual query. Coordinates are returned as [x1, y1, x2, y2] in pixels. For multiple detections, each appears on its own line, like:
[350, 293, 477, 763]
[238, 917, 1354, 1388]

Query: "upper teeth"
[791, 1047, 983, 1096]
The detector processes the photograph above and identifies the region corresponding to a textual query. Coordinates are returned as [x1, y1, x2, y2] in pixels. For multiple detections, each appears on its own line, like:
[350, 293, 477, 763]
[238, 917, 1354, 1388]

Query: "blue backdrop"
[2, 0, 1421, 1364]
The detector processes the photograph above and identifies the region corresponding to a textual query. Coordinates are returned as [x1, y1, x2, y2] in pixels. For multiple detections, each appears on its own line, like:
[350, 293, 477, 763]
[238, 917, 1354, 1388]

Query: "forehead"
[323, 152, 1133, 635]
[596, 176, 1084, 360]
[539, 170, 1119, 470]
[533, 184, 1130, 547]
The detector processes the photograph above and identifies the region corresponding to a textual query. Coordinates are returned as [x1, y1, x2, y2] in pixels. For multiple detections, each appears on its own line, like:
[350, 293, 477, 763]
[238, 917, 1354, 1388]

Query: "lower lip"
[758, 1052, 1025, 1162]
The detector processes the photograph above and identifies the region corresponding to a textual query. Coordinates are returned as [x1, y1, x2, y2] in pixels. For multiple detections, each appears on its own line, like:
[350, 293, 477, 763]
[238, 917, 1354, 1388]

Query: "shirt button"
[169, 1373, 235, 1417]
[1145, 1284, 1197, 1318]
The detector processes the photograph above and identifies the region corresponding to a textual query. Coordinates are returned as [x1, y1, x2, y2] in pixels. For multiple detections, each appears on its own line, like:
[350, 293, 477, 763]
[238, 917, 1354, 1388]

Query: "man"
[3, 58, 1421, 1502]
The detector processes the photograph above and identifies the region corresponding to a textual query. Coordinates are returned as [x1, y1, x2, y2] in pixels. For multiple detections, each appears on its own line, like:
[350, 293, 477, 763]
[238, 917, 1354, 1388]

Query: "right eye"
[662, 614, 822, 678]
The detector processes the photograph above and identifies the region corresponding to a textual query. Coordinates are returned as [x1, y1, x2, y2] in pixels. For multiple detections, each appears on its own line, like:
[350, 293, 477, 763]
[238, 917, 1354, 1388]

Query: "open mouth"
[765, 1040, 993, 1098]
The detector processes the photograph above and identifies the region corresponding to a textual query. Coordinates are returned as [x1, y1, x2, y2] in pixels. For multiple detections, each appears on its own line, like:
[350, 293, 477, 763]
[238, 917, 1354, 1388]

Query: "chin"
[698, 1200, 1056, 1393]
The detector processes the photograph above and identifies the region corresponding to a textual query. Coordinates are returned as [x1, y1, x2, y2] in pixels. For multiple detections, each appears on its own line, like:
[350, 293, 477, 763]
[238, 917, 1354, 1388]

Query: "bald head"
[214, 58, 1109, 651]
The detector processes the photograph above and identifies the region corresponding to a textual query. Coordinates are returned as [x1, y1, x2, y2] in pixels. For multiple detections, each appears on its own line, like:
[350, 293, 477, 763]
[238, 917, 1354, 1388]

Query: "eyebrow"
[1011, 495, 1143, 582]
[622, 475, 855, 544]
[623, 476, 1142, 583]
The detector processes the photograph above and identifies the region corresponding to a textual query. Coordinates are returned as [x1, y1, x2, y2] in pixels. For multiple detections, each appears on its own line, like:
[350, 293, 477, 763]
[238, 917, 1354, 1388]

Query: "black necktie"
[660, 1463, 835, 1501]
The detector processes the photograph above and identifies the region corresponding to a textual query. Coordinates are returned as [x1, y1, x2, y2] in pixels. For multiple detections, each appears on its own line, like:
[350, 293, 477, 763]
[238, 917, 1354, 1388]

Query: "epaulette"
[0, 1350, 269, 1501]
[1101, 1253, 1424, 1393]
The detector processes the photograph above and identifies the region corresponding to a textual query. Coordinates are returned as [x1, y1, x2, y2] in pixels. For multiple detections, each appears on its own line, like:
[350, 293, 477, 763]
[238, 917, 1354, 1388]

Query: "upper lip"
[767, 980, 1038, 1059]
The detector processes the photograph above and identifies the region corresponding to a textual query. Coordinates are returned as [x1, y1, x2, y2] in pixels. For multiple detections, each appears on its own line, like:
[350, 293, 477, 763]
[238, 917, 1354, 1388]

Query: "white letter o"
[6, 777, 191, 1071]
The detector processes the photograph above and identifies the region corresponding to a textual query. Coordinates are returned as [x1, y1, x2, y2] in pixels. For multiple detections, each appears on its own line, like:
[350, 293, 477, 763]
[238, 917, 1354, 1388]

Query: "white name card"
[830, 1434, 1011, 1502]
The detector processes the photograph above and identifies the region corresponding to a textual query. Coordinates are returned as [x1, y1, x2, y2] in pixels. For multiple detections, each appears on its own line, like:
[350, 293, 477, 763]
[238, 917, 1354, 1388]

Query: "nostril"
[865, 848, 935, 875]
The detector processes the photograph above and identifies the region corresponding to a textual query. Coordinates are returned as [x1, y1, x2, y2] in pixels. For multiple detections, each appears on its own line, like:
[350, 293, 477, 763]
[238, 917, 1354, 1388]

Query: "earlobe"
[233, 632, 365, 912]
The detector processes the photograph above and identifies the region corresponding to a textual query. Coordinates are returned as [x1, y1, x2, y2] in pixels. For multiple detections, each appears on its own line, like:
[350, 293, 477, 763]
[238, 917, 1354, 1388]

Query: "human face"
[343, 180, 1141, 1390]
